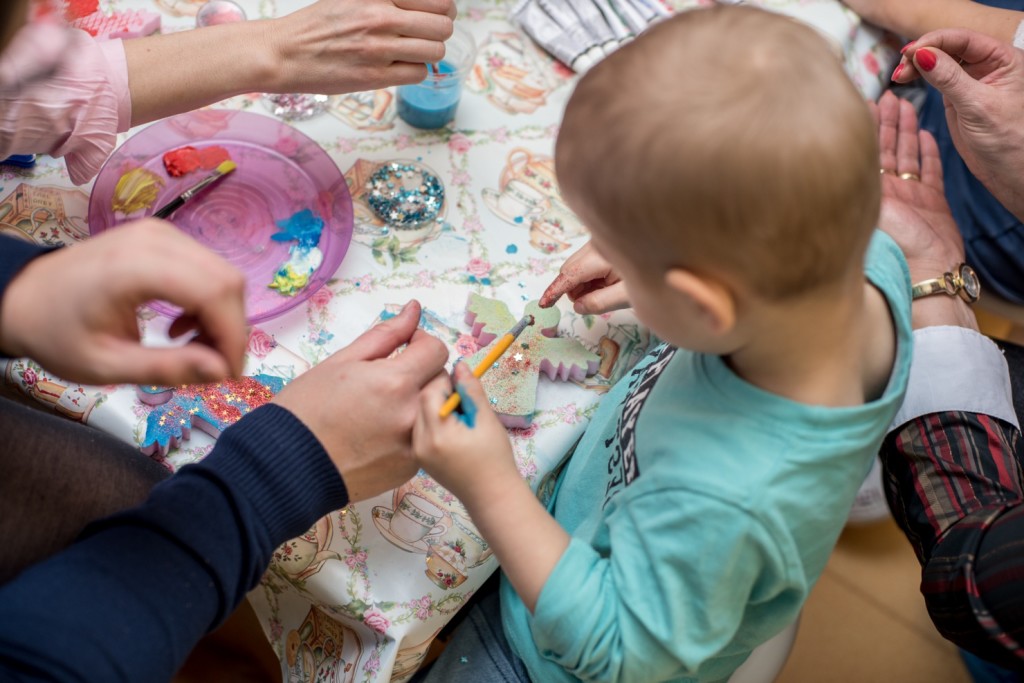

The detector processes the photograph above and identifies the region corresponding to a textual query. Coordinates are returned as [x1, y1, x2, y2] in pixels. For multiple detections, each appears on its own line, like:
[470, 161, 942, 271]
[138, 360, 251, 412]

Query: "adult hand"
[273, 300, 449, 502]
[265, 0, 457, 94]
[412, 361, 519, 508]
[0, 219, 248, 385]
[892, 28, 1024, 224]
[538, 241, 630, 313]
[871, 91, 978, 331]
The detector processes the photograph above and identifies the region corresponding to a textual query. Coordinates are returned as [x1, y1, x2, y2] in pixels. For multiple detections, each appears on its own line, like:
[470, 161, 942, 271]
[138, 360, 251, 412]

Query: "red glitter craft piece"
[71, 9, 161, 40]
[162, 145, 233, 177]
[64, 0, 98, 21]
[464, 294, 600, 428]
[137, 374, 286, 457]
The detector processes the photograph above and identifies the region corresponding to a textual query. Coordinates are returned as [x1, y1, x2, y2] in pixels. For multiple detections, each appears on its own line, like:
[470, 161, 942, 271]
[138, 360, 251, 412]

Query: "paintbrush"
[153, 160, 237, 219]
[439, 313, 535, 419]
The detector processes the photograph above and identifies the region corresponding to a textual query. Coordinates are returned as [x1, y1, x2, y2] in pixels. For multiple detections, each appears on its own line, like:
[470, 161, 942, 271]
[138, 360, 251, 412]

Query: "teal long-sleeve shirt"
[501, 231, 914, 682]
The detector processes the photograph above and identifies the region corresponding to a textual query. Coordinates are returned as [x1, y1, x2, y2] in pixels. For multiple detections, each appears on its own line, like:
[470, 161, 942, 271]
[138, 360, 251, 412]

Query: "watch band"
[911, 275, 956, 300]
[911, 263, 980, 303]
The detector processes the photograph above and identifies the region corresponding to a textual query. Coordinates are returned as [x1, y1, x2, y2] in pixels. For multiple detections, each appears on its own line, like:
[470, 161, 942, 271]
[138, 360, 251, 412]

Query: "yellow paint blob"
[268, 265, 310, 297]
[112, 167, 165, 214]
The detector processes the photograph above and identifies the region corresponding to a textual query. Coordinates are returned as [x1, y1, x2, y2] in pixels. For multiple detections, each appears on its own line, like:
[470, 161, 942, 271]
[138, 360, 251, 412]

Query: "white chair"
[727, 616, 801, 683]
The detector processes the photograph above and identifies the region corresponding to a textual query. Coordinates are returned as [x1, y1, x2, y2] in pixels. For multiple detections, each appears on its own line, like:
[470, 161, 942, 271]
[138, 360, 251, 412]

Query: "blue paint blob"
[506, 244, 518, 254]
[513, 216, 524, 224]
[396, 61, 462, 129]
[455, 383, 478, 429]
[271, 209, 324, 249]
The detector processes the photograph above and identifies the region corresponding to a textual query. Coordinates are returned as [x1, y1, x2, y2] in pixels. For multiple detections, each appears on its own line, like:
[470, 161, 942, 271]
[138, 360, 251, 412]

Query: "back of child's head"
[555, 5, 880, 301]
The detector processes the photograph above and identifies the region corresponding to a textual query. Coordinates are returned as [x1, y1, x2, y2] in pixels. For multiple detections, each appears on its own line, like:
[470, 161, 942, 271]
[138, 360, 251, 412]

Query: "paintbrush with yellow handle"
[439, 313, 535, 419]
[153, 160, 237, 220]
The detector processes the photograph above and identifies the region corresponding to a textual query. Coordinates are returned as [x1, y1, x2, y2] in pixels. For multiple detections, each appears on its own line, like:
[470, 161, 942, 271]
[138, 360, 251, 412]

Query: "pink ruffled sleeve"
[0, 23, 131, 185]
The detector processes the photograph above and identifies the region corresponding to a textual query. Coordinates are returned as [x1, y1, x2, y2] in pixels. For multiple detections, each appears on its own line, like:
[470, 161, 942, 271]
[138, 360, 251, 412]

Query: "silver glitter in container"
[263, 94, 330, 122]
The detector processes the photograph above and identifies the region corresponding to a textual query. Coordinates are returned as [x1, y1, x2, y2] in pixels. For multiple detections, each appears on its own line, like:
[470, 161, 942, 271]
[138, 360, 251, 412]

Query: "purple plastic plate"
[88, 109, 353, 323]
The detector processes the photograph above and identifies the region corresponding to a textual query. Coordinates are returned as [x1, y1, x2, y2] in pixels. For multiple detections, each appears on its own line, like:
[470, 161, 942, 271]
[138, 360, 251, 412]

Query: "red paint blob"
[197, 145, 231, 170]
[162, 146, 201, 177]
[162, 145, 232, 177]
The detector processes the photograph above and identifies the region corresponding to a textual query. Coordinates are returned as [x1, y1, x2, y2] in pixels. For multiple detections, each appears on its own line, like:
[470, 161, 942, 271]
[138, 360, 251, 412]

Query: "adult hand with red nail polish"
[893, 28, 1024, 224]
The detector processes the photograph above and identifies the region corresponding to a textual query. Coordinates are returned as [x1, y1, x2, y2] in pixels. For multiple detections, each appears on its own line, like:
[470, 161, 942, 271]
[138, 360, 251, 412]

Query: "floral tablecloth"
[1, 1, 895, 680]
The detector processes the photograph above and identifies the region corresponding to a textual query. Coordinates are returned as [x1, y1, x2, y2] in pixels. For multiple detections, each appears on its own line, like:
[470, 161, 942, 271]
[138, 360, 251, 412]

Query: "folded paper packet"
[512, 0, 669, 72]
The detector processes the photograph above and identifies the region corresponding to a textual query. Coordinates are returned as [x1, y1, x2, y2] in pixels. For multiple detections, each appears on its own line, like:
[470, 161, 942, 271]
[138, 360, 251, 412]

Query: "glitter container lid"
[195, 0, 247, 27]
[88, 109, 354, 323]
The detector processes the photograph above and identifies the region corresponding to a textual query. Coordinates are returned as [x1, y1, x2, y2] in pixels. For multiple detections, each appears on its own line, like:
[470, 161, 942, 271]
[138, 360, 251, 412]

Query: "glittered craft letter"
[137, 374, 287, 457]
[464, 294, 599, 428]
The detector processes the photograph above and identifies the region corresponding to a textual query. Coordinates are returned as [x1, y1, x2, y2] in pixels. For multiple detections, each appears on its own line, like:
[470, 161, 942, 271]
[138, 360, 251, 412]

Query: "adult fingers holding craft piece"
[275, 300, 450, 502]
[0, 219, 248, 387]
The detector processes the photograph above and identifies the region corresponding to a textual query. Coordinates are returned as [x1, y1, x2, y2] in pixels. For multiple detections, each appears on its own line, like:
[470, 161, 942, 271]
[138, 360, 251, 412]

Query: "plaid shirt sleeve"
[882, 412, 1024, 671]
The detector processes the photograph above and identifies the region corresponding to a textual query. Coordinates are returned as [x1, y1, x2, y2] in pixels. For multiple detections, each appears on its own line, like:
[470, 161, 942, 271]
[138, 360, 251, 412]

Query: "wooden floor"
[775, 518, 970, 683]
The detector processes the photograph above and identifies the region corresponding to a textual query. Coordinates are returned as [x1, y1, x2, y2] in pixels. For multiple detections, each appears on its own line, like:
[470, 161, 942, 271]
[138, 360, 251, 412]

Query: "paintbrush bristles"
[509, 314, 535, 339]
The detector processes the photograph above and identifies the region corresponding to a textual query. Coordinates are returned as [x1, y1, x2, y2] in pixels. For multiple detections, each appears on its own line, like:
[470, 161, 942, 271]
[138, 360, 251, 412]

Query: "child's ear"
[664, 268, 736, 334]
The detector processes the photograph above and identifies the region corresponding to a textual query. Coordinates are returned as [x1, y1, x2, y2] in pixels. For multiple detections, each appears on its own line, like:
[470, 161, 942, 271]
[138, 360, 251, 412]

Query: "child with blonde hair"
[412, 6, 912, 681]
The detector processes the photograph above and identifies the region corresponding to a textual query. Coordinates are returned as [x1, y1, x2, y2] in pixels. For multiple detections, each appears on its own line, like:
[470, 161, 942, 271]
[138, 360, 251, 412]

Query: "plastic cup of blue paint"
[396, 25, 477, 129]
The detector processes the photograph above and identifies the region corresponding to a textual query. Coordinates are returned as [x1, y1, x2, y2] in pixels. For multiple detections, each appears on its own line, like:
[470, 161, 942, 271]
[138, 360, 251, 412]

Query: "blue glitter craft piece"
[366, 161, 444, 229]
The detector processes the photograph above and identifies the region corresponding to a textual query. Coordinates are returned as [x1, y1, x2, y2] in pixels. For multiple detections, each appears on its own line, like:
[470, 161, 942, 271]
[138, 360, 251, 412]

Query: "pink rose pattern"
[309, 286, 334, 310]
[363, 608, 390, 634]
[455, 334, 480, 357]
[466, 258, 491, 278]
[247, 328, 277, 359]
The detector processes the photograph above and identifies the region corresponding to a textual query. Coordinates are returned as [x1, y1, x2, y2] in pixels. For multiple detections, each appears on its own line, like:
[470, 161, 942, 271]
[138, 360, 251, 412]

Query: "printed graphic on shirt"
[603, 344, 677, 508]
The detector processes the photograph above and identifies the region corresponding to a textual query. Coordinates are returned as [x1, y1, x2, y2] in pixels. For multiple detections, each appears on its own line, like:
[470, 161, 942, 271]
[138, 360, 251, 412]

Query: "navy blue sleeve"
[0, 235, 53, 294]
[0, 235, 56, 342]
[0, 403, 348, 682]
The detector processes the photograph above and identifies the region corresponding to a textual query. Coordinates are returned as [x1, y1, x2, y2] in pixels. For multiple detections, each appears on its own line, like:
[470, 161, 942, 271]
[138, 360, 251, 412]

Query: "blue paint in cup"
[397, 62, 462, 129]
[396, 25, 477, 130]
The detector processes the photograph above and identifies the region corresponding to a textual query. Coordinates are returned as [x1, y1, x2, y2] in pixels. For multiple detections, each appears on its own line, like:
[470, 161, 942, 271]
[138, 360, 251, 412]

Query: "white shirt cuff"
[890, 326, 1018, 430]
[1015, 19, 1024, 50]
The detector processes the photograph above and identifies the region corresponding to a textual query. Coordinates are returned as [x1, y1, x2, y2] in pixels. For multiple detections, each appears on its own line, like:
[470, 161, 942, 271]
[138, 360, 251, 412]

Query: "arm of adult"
[841, 0, 1023, 47]
[0, 300, 448, 682]
[124, 0, 456, 125]
[891, 28, 1024, 225]
[0, 220, 248, 386]
[873, 90, 1024, 670]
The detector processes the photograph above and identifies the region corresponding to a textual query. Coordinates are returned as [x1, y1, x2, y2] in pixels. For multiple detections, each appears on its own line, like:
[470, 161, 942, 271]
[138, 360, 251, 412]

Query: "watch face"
[959, 264, 981, 301]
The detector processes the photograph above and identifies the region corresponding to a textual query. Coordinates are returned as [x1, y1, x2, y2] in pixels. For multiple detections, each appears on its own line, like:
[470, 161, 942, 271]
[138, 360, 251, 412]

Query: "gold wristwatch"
[911, 263, 980, 303]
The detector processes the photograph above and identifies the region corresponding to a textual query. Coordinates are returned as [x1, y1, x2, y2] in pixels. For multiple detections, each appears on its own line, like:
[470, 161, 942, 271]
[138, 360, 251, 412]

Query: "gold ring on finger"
[880, 168, 897, 176]
[899, 172, 920, 181]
